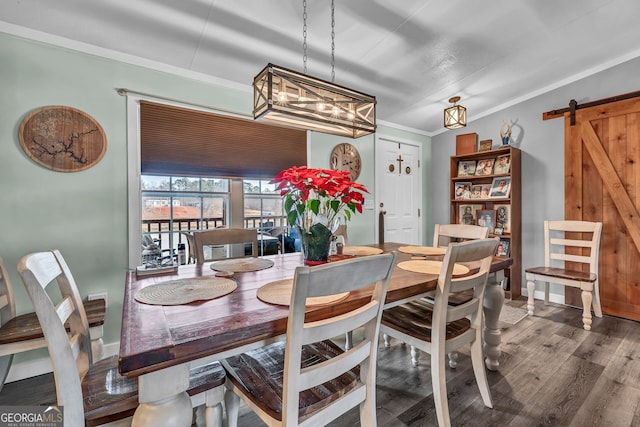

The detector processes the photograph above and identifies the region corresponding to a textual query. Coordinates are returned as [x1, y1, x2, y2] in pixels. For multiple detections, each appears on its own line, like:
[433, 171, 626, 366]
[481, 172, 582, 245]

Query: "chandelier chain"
[302, 0, 307, 74]
[331, 0, 335, 82]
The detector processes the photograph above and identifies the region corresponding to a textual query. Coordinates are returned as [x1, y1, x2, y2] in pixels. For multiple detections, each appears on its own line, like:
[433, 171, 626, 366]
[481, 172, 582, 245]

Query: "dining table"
[119, 242, 512, 426]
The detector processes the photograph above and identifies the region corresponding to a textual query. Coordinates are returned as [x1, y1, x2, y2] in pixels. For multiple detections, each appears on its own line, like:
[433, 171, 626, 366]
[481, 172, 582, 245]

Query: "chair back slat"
[302, 301, 379, 345]
[433, 224, 489, 248]
[299, 340, 371, 391]
[544, 220, 602, 274]
[192, 228, 259, 263]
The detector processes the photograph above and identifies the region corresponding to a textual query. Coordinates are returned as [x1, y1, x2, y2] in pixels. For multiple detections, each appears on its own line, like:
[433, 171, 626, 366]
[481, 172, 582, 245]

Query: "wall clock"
[19, 105, 107, 172]
[329, 143, 362, 181]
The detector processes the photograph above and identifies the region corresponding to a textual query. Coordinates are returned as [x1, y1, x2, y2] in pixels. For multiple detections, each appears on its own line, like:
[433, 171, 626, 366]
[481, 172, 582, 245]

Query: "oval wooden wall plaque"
[19, 106, 107, 172]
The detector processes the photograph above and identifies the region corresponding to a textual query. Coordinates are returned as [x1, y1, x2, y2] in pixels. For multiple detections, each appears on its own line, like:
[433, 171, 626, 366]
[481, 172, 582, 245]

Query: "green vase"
[297, 223, 333, 266]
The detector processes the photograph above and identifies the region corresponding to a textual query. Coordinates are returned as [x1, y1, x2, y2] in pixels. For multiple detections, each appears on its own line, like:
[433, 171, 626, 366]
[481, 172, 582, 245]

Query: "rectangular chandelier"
[253, 63, 376, 139]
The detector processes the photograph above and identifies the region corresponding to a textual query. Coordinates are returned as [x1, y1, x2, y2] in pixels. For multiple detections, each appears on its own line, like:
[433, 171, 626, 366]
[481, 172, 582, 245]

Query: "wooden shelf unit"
[449, 146, 521, 299]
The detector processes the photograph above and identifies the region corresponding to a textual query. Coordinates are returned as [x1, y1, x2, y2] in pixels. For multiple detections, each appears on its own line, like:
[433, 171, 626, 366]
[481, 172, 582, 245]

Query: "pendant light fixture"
[444, 96, 467, 129]
[253, 0, 376, 138]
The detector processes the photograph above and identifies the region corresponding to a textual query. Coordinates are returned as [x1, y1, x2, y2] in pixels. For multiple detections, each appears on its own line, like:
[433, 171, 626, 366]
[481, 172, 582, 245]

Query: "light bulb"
[331, 105, 340, 116]
[316, 102, 326, 112]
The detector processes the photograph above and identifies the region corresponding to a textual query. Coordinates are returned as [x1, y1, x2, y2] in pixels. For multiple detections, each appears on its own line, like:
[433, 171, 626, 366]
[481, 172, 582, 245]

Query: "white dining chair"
[380, 239, 498, 427]
[0, 255, 105, 390]
[525, 220, 603, 330]
[192, 228, 259, 264]
[222, 251, 397, 426]
[17, 249, 226, 427]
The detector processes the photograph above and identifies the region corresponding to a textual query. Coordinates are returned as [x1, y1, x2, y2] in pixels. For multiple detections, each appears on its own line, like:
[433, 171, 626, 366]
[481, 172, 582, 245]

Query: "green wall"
[0, 33, 430, 367]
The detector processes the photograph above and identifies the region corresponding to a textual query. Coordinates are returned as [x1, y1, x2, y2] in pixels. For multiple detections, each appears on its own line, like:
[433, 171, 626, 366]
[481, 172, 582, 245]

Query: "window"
[140, 175, 230, 259]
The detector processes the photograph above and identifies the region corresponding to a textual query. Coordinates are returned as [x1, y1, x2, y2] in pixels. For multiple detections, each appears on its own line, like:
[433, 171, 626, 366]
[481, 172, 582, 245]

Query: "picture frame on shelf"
[457, 160, 477, 177]
[493, 153, 511, 174]
[494, 204, 511, 233]
[489, 177, 511, 198]
[458, 204, 483, 225]
[479, 139, 493, 151]
[470, 185, 483, 199]
[480, 184, 492, 199]
[454, 182, 472, 200]
[475, 158, 495, 176]
[477, 210, 496, 233]
[496, 238, 510, 257]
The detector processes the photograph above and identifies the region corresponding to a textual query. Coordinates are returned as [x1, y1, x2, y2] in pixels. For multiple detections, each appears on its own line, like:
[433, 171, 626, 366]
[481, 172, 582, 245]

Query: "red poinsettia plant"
[271, 166, 368, 232]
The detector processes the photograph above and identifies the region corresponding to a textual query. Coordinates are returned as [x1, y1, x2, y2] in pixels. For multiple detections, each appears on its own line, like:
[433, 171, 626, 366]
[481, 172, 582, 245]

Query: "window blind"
[140, 101, 307, 178]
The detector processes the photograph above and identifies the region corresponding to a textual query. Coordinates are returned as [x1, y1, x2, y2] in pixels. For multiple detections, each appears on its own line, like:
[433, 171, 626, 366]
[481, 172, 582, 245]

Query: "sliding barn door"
[564, 97, 640, 321]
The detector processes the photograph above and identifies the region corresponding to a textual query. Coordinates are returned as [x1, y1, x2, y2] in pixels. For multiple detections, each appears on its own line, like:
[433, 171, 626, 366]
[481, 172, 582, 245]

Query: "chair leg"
[581, 289, 593, 331]
[526, 279, 536, 315]
[382, 333, 391, 348]
[470, 332, 493, 408]
[410, 345, 420, 367]
[224, 388, 240, 427]
[345, 331, 353, 350]
[431, 342, 451, 427]
[447, 351, 458, 369]
[0, 355, 12, 391]
[592, 280, 603, 318]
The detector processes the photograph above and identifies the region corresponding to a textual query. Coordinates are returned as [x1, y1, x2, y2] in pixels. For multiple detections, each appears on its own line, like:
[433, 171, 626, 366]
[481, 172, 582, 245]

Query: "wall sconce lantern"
[444, 96, 467, 129]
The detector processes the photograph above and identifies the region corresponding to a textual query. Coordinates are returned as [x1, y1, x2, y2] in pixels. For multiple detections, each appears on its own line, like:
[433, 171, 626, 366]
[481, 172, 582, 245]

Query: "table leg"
[483, 271, 505, 371]
[133, 364, 193, 427]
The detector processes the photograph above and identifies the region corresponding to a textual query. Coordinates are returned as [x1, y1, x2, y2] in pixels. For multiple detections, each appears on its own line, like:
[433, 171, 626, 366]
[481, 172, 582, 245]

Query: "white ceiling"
[2, 0, 640, 136]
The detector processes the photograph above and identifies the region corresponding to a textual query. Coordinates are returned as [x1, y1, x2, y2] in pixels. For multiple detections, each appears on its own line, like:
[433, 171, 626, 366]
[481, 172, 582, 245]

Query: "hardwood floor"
[2, 300, 640, 426]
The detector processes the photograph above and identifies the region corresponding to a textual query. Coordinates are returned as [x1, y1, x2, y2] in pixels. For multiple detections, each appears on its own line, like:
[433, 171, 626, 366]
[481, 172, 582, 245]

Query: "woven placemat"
[209, 257, 274, 273]
[135, 277, 237, 305]
[398, 245, 447, 256]
[342, 246, 383, 256]
[397, 260, 469, 276]
[257, 279, 350, 307]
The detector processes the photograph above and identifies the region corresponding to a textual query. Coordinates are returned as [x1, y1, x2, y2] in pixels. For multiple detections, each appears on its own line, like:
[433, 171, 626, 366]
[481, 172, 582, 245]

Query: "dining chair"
[380, 238, 498, 427]
[383, 223, 490, 368]
[17, 249, 226, 427]
[222, 251, 397, 427]
[192, 228, 259, 264]
[525, 220, 603, 330]
[333, 223, 349, 246]
[0, 256, 106, 391]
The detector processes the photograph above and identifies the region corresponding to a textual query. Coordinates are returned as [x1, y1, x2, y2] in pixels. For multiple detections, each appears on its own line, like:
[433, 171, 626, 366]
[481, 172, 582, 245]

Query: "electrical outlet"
[88, 292, 108, 308]
[364, 198, 374, 210]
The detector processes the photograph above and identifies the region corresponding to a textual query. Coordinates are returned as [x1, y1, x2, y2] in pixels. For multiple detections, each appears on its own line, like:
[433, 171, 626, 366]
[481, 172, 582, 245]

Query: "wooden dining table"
[119, 242, 512, 426]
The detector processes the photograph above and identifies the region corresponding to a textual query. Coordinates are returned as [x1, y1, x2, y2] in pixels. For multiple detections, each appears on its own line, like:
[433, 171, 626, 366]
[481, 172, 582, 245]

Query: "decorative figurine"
[500, 120, 512, 145]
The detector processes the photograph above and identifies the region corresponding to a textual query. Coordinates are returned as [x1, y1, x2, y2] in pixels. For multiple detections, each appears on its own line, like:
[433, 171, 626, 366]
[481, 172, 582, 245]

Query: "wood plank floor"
[2, 299, 640, 426]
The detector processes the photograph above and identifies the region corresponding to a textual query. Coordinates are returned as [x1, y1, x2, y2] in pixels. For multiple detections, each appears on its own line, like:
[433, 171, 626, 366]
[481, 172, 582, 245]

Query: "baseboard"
[5, 342, 120, 383]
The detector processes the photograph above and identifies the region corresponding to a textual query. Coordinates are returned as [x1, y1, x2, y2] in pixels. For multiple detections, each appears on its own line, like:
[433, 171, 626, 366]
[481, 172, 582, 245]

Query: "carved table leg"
[483, 271, 505, 371]
[133, 364, 193, 427]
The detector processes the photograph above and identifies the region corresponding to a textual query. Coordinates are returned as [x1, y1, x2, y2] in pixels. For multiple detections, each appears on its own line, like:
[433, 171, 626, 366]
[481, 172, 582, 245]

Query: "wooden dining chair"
[17, 249, 226, 427]
[222, 251, 397, 427]
[380, 238, 498, 427]
[192, 228, 259, 264]
[0, 256, 106, 391]
[332, 224, 349, 246]
[525, 220, 603, 330]
[383, 223, 490, 368]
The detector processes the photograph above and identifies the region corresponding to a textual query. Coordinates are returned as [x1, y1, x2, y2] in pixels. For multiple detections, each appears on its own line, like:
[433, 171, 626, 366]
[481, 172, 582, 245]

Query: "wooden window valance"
[140, 101, 307, 178]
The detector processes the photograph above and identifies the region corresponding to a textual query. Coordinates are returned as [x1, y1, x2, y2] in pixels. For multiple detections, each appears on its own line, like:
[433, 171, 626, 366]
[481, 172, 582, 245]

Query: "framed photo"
[489, 177, 511, 198]
[470, 185, 484, 199]
[458, 204, 483, 225]
[494, 204, 511, 233]
[493, 153, 511, 174]
[477, 210, 495, 233]
[479, 139, 493, 151]
[457, 160, 477, 177]
[480, 184, 492, 199]
[454, 181, 472, 200]
[496, 238, 510, 257]
[475, 158, 495, 176]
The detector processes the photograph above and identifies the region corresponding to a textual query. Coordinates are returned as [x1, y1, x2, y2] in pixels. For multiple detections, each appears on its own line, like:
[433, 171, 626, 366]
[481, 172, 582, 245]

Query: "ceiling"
[2, 0, 640, 136]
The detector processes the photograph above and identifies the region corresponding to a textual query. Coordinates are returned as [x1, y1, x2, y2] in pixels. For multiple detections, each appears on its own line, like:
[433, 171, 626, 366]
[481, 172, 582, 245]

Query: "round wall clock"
[19, 106, 107, 172]
[329, 142, 362, 181]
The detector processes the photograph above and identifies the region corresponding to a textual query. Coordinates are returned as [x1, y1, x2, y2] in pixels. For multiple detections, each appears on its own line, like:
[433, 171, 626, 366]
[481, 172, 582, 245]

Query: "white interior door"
[375, 137, 422, 244]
